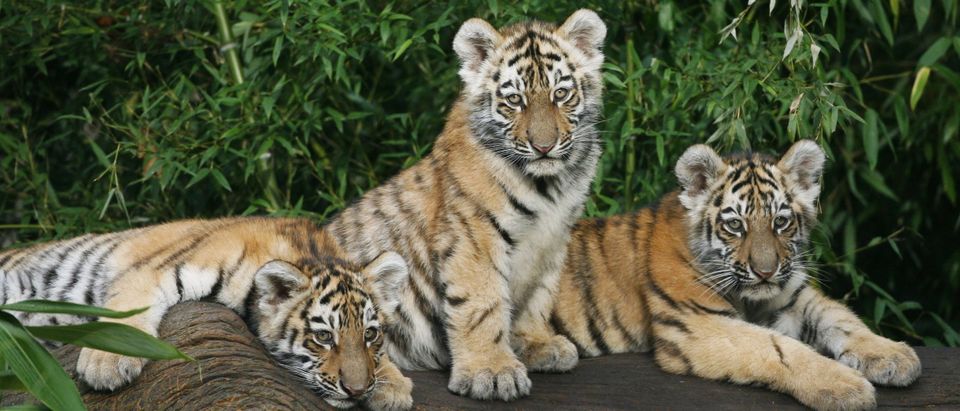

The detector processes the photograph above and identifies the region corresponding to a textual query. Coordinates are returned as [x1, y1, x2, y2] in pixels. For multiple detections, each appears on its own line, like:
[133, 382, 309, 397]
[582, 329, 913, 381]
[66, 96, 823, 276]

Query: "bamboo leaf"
[910, 67, 931, 110]
[0, 300, 147, 319]
[914, 0, 931, 32]
[26, 322, 191, 361]
[0, 312, 85, 411]
[918, 37, 952, 67]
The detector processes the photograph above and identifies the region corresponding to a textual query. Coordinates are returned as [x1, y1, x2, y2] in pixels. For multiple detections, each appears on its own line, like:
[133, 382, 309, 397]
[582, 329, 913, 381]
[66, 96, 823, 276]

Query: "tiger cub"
[552, 140, 921, 410]
[0, 218, 412, 410]
[325, 10, 606, 401]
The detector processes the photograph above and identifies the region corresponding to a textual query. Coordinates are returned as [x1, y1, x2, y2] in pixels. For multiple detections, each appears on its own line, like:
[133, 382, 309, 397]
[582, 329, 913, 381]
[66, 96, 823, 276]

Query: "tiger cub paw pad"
[448, 356, 531, 401]
[839, 339, 921, 386]
[77, 348, 145, 391]
[521, 334, 579, 372]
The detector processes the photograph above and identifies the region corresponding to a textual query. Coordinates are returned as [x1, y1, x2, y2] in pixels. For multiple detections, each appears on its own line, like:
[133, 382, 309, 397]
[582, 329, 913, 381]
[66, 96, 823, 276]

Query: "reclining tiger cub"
[0, 218, 412, 410]
[325, 9, 606, 401]
[551, 140, 921, 410]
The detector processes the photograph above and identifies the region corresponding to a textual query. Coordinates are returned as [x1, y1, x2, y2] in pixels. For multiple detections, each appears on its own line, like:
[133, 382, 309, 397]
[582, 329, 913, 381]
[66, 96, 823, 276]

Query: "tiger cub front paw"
[366, 373, 413, 411]
[76, 347, 146, 391]
[839, 331, 921, 386]
[518, 334, 579, 372]
[448, 352, 531, 401]
[796, 361, 876, 411]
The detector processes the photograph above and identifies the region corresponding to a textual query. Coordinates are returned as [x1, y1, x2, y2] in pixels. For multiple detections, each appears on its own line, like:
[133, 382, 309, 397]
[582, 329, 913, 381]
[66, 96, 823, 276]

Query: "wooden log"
[3, 301, 958, 410]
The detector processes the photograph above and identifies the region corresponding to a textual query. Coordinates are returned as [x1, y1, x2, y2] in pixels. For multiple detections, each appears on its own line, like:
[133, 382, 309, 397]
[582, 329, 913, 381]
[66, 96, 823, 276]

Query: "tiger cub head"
[251, 252, 407, 408]
[675, 140, 826, 302]
[453, 9, 606, 177]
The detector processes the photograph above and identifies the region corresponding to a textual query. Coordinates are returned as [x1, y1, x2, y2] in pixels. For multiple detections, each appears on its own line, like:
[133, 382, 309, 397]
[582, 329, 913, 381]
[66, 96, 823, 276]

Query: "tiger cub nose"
[532, 142, 555, 154]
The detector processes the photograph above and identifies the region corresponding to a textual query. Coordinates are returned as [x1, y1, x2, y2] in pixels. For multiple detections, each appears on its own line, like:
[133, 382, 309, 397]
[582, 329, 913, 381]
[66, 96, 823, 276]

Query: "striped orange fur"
[0, 218, 412, 410]
[325, 10, 607, 401]
[551, 141, 921, 410]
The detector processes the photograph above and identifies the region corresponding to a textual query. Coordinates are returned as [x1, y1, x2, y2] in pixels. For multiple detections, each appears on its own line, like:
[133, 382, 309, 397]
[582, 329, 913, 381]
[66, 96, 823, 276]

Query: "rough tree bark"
[2, 301, 333, 410]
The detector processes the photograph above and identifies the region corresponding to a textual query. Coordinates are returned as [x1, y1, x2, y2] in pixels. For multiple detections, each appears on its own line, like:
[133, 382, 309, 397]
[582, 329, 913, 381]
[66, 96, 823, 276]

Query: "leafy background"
[1, 0, 957, 346]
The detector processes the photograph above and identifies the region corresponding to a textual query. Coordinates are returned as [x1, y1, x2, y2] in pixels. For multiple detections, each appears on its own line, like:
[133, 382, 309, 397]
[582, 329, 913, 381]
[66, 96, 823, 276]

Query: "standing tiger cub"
[0, 218, 413, 410]
[326, 10, 606, 401]
[552, 140, 921, 410]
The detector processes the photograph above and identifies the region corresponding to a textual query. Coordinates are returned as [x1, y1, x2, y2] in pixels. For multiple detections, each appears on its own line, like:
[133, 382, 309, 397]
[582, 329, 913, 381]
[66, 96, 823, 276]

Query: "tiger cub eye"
[553, 88, 569, 101]
[506, 94, 523, 105]
[364, 327, 379, 342]
[313, 330, 334, 345]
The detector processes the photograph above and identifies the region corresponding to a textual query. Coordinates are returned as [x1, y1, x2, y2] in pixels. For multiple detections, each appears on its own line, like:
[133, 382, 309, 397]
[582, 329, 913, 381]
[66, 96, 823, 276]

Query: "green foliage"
[0, 0, 957, 345]
[0, 301, 190, 410]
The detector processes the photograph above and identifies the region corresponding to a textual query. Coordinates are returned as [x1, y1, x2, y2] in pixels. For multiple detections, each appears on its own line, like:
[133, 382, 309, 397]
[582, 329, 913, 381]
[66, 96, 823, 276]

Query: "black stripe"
[654, 337, 692, 373]
[154, 231, 212, 269]
[465, 302, 499, 335]
[174, 263, 185, 301]
[505, 190, 535, 218]
[550, 313, 585, 355]
[771, 335, 788, 368]
[652, 314, 691, 334]
[533, 177, 555, 202]
[574, 234, 611, 355]
[60, 236, 116, 301]
[445, 295, 467, 307]
[689, 301, 737, 317]
[647, 279, 681, 311]
[486, 212, 515, 247]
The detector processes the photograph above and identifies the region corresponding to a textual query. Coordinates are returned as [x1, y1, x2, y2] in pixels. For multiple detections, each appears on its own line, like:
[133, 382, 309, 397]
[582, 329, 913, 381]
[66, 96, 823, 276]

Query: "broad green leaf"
[0, 312, 84, 411]
[914, 0, 931, 32]
[910, 67, 930, 110]
[0, 300, 147, 319]
[26, 322, 191, 361]
[863, 109, 879, 169]
[893, 96, 909, 138]
[859, 168, 899, 200]
[210, 169, 232, 192]
[918, 37, 952, 67]
[869, 0, 894, 46]
[272, 37, 282, 67]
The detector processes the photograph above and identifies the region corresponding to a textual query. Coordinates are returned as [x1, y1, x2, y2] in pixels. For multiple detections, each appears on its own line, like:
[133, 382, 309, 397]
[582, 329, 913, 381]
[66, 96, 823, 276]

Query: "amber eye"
[774, 215, 790, 230]
[553, 88, 569, 101]
[312, 330, 334, 345]
[364, 327, 379, 342]
[725, 219, 744, 233]
[506, 94, 523, 105]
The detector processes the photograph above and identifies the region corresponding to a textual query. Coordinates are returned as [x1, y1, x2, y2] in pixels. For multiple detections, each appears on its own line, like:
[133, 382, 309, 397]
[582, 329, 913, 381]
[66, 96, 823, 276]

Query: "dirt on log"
[2, 301, 333, 410]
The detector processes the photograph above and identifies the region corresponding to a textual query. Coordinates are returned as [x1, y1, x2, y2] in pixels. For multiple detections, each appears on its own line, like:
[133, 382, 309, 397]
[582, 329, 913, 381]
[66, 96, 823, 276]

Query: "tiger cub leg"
[653, 314, 876, 410]
[510, 273, 578, 372]
[365, 355, 413, 411]
[443, 257, 531, 400]
[77, 265, 213, 390]
[772, 286, 921, 386]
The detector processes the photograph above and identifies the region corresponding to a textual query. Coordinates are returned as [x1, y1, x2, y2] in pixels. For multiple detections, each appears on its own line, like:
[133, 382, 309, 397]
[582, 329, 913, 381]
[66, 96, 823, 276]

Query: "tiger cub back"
[325, 9, 607, 401]
[551, 140, 921, 410]
[0, 218, 413, 410]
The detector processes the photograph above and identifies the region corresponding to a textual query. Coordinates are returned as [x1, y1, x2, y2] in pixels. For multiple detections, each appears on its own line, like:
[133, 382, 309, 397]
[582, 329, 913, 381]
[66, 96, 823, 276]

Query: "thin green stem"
[212, 1, 243, 85]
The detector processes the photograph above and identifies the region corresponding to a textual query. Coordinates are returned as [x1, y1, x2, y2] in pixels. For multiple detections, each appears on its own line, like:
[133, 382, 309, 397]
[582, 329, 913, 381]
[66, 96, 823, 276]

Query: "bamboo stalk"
[212, 1, 243, 85]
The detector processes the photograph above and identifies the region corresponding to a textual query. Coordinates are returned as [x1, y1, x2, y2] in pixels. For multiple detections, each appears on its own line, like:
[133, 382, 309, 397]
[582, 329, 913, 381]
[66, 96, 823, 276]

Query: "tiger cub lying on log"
[0, 218, 412, 410]
[549, 140, 921, 410]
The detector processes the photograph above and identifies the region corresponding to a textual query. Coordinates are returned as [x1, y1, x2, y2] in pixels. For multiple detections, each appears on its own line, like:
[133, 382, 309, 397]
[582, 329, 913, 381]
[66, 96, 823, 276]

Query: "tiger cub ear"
[254, 260, 310, 306]
[676, 144, 726, 209]
[362, 252, 408, 312]
[453, 18, 502, 83]
[557, 9, 607, 62]
[777, 139, 826, 205]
